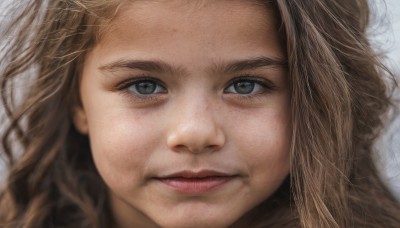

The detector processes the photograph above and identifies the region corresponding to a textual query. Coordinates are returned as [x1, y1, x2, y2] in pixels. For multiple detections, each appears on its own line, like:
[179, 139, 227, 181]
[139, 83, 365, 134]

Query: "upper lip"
[156, 170, 235, 179]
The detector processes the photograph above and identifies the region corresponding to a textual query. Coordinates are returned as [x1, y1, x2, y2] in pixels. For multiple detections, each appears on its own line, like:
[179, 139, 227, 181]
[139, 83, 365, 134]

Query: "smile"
[154, 170, 238, 194]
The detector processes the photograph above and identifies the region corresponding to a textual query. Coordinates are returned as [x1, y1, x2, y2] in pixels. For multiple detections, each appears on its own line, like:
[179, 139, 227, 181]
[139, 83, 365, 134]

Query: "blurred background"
[371, 0, 400, 198]
[0, 1, 399, 198]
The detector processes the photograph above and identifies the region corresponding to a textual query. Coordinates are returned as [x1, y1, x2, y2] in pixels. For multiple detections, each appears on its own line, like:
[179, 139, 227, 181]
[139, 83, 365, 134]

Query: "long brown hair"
[1, 0, 399, 227]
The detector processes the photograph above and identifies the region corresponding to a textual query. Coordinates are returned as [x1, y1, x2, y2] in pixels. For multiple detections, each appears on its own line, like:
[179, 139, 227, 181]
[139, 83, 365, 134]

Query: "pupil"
[234, 81, 254, 94]
[136, 82, 156, 94]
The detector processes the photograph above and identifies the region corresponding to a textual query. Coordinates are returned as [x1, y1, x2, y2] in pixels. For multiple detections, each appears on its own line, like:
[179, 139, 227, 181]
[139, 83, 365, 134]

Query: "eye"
[118, 79, 167, 95]
[224, 78, 271, 95]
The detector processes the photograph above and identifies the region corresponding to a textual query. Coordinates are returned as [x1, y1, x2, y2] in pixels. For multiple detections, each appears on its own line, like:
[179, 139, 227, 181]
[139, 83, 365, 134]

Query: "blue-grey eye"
[224, 80, 264, 94]
[128, 81, 166, 95]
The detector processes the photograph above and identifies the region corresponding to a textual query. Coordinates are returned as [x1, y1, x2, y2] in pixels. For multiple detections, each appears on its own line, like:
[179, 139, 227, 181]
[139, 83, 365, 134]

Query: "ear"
[73, 106, 89, 134]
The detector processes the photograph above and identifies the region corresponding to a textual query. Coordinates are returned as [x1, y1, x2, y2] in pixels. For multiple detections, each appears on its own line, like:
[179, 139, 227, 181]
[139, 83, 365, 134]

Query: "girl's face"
[76, 0, 290, 227]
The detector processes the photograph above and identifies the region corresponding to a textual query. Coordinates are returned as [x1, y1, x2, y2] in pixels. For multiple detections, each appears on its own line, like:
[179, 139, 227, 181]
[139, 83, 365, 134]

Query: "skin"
[75, 0, 291, 227]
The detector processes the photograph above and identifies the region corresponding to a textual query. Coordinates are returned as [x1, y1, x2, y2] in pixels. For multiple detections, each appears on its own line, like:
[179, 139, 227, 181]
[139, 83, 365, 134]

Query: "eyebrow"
[223, 56, 287, 73]
[100, 59, 177, 74]
[99, 56, 287, 75]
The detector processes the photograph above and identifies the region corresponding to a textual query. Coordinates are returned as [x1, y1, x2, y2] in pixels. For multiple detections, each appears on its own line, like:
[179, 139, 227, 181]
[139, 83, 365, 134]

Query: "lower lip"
[157, 176, 234, 194]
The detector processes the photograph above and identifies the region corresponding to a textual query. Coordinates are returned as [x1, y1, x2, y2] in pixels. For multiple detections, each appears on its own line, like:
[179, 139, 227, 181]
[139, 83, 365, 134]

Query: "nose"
[166, 97, 225, 154]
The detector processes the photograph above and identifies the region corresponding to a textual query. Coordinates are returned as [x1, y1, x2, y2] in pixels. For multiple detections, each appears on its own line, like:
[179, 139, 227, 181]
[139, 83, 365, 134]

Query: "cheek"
[86, 110, 162, 188]
[232, 109, 291, 184]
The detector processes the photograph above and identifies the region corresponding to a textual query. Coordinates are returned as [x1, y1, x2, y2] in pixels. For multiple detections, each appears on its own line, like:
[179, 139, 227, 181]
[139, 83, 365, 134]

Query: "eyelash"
[116, 76, 167, 102]
[224, 76, 276, 95]
[116, 75, 276, 101]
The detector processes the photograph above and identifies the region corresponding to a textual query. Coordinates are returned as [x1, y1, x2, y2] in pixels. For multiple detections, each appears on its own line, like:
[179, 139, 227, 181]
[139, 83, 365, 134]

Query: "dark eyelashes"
[116, 76, 165, 91]
[116, 74, 277, 93]
[227, 76, 276, 91]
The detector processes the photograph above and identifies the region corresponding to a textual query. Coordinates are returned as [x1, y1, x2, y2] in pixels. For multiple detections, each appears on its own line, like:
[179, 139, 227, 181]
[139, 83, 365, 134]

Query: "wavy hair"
[1, 0, 400, 227]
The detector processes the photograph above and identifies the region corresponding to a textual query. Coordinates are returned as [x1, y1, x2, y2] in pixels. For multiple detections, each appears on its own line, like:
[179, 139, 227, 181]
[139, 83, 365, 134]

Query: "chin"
[158, 220, 233, 228]
[154, 213, 239, 228]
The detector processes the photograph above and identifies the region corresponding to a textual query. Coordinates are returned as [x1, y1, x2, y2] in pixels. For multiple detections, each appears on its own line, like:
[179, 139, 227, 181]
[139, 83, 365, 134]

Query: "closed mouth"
[154, 170, 238, 194]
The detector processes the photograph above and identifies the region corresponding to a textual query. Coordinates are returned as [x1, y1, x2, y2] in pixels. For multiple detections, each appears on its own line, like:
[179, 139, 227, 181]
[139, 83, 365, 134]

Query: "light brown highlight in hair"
[1, 1, 121, 227]
[1, 0, 399, 227]
[276, 0, 400, 227]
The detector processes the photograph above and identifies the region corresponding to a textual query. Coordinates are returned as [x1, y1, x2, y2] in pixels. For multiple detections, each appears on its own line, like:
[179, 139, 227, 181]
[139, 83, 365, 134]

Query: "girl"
[1, 0, 400, 227]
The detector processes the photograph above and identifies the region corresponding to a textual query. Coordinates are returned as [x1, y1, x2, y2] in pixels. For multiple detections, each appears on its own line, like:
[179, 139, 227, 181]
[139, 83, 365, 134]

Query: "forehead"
[95, 0, 283, 56]
[113, 0, 272, 16]
[110, 1, 271, 25]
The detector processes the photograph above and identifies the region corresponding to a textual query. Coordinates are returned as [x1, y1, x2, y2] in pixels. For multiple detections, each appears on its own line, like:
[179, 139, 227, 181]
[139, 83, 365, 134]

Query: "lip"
[154, 170, 237, 194]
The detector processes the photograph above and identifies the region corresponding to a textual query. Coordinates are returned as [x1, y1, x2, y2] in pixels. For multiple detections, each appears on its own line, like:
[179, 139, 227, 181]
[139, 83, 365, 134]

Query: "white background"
[372, 0, 400, 198]
[1, 1, 399, 197]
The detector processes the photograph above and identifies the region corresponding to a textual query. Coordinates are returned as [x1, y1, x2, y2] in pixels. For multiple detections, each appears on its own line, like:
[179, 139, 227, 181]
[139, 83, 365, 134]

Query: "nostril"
[205, 145, 221, 152]
[175, 145, 186, 150]
[166, 119, 226, 154]
[172, 144, 195, 153]
[170, 144, 221, 154]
